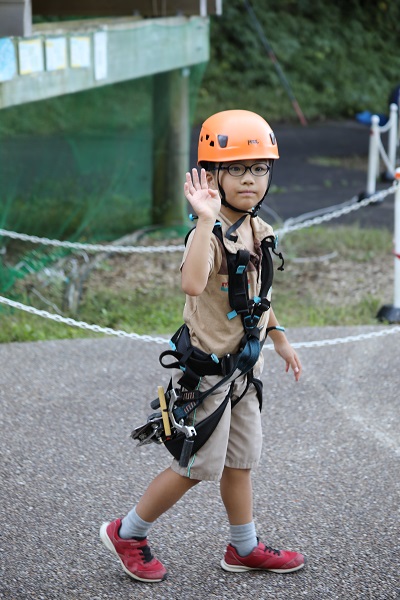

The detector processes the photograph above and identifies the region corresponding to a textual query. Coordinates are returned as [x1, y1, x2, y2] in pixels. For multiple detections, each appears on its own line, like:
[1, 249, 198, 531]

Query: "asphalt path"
[266, 120, 395, 230]
[1, 327, 399, 599]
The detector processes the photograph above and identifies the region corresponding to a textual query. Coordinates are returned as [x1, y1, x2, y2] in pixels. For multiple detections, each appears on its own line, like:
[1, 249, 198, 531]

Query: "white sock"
[230, 521, 257, 557]
[119, 506, 153, 540]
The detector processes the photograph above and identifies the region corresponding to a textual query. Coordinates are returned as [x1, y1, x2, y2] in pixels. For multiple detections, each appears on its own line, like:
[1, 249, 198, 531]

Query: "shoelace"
[140, 544, 154, 564]
[263, 544, 281, 556]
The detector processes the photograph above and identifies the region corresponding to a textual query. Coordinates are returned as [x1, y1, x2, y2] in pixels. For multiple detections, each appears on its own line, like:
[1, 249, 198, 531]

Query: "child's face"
[207, 159, 270, 213]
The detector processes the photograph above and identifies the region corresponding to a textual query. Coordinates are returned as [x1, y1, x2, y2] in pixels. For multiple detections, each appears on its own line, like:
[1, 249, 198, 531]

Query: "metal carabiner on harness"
[131, 386, 197, 468]
[167, 388, 197, 467]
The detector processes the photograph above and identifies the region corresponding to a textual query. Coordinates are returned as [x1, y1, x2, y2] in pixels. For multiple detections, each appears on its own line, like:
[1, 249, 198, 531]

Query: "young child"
[100, 109, 304, 583]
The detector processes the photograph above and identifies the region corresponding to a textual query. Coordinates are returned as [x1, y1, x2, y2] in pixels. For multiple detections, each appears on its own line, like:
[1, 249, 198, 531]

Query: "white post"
[215, 0, 223, 15]
[199, 0, 207, 17]
[377, 169, 400, 322]
[394, 170, 400, 308]
[388, 103, 398, 179]
[366, 114, 380, 196]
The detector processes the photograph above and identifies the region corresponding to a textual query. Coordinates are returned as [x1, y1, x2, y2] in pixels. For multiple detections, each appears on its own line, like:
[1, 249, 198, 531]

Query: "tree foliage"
[196, 0, 400, 122]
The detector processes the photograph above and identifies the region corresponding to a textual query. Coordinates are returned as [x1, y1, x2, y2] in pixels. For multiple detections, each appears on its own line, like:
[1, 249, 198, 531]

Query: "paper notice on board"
[0, 38, 17, 82]
[94, 31, 108, 80]
[18, 39, 44, 75]
[70, 36, 91, 68]
[45, 37, 67, 71]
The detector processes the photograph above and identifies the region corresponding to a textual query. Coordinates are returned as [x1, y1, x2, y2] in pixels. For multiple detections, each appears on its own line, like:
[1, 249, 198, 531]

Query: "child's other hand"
[274, 339, 302, 382]
[184, 168, 221, 222]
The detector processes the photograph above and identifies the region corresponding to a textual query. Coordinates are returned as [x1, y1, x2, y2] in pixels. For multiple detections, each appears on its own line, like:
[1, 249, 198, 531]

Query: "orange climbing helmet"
[198, 109, 279, 164]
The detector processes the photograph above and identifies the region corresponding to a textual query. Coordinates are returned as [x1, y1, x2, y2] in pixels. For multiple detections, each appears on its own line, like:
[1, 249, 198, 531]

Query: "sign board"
[18, 39, 44, 75]
[0, 38, 17, 82]
[45, 37, 67, 71]
[70, 35, 91, 68]
[94, 31, 107, 80]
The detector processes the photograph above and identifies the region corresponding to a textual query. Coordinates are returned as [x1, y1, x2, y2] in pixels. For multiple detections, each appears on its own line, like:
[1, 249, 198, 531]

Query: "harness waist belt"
[186, 352, 239, 377]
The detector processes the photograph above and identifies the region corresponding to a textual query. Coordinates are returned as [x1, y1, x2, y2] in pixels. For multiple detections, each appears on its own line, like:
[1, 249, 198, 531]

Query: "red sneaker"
[221, 541, 305, 573]
[100, 518, 167, 583]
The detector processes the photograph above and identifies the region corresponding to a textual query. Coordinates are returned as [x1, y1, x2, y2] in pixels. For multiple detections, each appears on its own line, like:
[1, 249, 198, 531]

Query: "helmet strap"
[225, 214, 249, 242]
[217, 165, 254, 218]
[251, 161, 275, 217]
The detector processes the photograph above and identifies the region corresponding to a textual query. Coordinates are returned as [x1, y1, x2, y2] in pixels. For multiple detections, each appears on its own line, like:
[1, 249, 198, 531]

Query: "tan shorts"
[170, 368, 263, 482]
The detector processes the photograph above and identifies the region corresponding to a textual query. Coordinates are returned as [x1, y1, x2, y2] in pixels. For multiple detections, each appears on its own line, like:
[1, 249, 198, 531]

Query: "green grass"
[0, 225, 394, 344]
[278, 225, 392, 262]
[0, 289, 185, 344]
[272, 289, 383, 328]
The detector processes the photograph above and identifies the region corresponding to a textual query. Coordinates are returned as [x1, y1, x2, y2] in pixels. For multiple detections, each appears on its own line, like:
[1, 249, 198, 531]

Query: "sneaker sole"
[220, 558, 305, 574]
[99, 522, 167, 583]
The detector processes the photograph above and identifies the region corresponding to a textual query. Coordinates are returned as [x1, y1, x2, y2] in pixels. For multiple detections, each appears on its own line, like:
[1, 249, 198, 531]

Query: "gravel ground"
[1, 326, 399, 600]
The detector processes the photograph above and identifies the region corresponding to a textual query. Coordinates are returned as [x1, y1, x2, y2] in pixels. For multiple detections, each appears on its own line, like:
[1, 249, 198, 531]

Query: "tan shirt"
[182, 213, 275, 357]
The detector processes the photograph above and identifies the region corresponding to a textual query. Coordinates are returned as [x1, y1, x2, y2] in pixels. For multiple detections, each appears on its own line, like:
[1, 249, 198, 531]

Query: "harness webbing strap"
[161, 221, 284, 421]
[229, 248, 251, 315]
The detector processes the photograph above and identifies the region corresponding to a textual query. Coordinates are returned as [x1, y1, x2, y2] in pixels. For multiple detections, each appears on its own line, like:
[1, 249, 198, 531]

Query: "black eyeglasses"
[218, 162, 271, 177]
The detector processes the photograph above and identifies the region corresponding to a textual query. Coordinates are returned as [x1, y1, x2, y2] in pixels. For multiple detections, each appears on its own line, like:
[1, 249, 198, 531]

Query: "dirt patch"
[283, 256, 393, 304]
[87, 241, 394, 307]
[88, 243, 182, 294]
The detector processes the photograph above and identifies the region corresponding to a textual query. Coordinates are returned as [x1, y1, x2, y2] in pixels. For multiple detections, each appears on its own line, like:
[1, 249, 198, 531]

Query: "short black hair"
[198, 161, 216, 172]
[199, 159, 273, 171]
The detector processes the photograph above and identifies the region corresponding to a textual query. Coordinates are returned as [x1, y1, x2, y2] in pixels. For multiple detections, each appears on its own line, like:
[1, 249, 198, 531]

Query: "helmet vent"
[206, 134, 210, 140]
[270, 132, 276, 145]
[209, 141, 215, 146]
[218, 135, 228, 148]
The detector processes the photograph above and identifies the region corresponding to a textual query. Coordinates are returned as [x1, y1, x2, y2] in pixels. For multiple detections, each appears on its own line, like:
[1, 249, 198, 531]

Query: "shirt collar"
[218, 213, 275, 254]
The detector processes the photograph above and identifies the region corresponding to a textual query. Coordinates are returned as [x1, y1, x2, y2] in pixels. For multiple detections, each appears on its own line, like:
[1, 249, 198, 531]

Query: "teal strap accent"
[236, 265, 246, 274]
[227, 310, 237, 320]
[210, 353, 219, 363]
[189, 213, 198, 221]
[253, 295, 261, 303]
[169, 340, 177, 350]
[276, 326, 285, 332]
[237, 336, 261, 373]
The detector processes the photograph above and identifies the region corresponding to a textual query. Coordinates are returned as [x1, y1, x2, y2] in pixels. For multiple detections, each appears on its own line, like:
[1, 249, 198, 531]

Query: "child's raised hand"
[184, 168, 221, 221]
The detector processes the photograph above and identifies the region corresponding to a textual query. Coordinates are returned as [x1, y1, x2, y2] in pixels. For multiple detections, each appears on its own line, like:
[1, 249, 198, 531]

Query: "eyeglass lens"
[226, 163, 270, 177]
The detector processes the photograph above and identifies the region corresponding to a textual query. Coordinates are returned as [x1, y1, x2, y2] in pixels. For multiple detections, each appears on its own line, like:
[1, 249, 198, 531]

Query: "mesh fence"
[0, 64, 206, 294]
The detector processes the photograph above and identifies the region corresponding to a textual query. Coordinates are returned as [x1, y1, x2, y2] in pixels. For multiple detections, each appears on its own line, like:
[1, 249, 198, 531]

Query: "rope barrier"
[0, 295, 168, 344]
[275, 183, 397, 236]
[0, 228, 185, 254]
[0, 182, 397, 254]
[0, 181, 398, 349]
[1, 294, 400, 349]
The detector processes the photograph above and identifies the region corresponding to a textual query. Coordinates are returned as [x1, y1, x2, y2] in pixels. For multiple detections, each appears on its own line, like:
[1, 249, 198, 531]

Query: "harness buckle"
[243, 314, 260, 330]
[220, 353, 236, 376]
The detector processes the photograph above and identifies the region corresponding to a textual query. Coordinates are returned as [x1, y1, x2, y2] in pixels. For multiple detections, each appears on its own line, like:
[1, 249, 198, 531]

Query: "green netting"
[0, 63, 206, 295]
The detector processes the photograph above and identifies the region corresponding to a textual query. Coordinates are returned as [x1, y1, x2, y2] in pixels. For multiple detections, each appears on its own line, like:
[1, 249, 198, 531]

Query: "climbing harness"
[131, 221, 285, 468]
